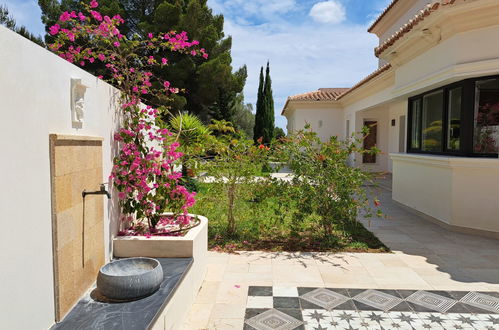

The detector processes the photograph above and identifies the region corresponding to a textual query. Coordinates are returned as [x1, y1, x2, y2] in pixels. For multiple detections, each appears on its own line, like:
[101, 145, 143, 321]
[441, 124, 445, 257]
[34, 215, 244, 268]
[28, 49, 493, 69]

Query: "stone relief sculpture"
[71, 78, 88, 128]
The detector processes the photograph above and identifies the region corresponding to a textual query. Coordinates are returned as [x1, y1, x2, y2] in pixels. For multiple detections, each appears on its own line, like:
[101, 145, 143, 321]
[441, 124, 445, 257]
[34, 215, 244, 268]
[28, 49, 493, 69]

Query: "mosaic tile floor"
[244, 286, 499, 330]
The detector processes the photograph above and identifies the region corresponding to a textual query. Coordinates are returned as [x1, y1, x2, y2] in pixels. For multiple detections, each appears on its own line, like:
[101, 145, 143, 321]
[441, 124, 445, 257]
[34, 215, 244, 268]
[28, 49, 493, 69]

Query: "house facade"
[283, 0, 499, 237]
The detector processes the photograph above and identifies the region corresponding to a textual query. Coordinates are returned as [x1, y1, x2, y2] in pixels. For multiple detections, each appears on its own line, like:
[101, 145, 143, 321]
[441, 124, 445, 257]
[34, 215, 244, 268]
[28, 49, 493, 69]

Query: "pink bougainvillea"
[49, 1, 207, 234]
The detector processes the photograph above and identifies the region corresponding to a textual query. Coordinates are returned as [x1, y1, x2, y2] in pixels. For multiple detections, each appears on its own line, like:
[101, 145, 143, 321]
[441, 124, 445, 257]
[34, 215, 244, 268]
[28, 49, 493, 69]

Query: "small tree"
[202, 136, 269, 236]
[278, 125, 382, 238]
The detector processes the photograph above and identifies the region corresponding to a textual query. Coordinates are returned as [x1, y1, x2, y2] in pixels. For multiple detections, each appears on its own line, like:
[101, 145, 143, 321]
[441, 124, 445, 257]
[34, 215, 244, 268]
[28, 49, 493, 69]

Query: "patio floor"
[183, 180, 499, 329]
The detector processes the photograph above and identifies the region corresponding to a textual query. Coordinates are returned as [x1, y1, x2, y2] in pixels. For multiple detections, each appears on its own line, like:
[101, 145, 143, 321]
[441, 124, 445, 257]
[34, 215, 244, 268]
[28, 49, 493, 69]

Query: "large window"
[421, 90, 444, 152]
[447, 87, 462, 151]
[474, 79, 499, 154]
[408, 76, 499, 157]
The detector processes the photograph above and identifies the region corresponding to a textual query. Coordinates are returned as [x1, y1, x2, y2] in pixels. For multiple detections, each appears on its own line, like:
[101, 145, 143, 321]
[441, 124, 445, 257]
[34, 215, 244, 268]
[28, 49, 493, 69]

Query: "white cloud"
[309, 1, 346, 24]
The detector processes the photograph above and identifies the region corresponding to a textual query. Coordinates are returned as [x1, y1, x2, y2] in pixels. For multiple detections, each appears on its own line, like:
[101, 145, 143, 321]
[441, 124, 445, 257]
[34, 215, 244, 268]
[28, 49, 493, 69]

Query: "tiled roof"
[375, 0, 460, 57]
[287, 88, 350, 102]
[368, 0, 401, 33]
[281, 88, 349, 115]
[337, 63, 392, 100]
[282, 64, 393, 115]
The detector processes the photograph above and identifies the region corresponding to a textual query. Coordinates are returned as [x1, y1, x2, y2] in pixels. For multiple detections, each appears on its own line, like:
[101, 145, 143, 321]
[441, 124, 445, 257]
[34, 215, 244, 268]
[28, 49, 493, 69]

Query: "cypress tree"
[262, 62, 275, 144]
[253, 66, 265, 143]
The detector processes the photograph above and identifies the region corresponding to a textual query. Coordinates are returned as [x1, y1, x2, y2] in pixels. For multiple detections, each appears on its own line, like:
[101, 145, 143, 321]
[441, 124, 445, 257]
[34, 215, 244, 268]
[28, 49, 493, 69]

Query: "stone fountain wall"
[49, 134, 105, 321]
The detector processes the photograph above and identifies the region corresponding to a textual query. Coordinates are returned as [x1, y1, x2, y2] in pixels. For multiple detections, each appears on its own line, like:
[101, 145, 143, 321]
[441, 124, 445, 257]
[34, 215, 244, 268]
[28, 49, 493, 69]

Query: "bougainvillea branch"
[49, 1, 206, 235]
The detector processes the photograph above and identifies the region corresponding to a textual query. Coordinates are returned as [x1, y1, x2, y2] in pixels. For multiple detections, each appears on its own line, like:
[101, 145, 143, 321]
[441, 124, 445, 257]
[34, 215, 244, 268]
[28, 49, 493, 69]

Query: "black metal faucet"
[82, 184, 111, 199]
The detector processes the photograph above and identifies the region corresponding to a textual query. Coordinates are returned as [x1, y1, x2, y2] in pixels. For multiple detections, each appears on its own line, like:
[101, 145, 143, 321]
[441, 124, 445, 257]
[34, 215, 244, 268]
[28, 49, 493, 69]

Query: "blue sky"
[2, 0, 392, 129]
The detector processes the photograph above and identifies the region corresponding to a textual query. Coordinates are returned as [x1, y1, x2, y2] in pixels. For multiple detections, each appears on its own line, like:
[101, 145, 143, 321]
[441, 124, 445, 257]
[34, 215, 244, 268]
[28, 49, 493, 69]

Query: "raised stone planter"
[112, 214, 208, 330]
[113, 214, 208, 259]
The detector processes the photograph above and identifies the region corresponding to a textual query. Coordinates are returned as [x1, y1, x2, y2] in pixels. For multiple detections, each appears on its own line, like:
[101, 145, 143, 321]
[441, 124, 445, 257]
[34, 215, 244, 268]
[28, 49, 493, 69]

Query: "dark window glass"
[474, 79, 499, 154]
[410, 99, 421, 149]
[447, 88, 462, 151]
[421, 90, 444, 152]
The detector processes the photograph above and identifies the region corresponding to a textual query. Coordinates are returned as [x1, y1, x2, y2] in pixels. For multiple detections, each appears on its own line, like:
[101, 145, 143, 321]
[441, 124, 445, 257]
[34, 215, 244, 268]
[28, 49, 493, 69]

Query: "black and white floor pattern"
[244, 287, 499, 329]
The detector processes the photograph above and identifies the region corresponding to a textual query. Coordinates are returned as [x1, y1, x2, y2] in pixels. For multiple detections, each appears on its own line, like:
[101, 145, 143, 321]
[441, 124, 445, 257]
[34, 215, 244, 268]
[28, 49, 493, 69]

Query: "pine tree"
[253, 67, 265, 143]
[253, 62, 275, 145]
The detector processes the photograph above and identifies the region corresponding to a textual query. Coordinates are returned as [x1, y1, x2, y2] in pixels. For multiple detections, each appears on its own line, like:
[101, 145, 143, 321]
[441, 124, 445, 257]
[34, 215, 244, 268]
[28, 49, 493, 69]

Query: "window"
[407, 76, 499, 157]
[410, 99, 421, 149]
[421, 90, 444, 152]
[474, 79, 499, 154]
[447, 87, 462, 151]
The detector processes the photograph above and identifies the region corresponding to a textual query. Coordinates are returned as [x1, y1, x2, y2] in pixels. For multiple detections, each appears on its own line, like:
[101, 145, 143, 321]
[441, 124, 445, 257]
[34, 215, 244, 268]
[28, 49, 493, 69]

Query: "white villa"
[283, 0, 499, 237]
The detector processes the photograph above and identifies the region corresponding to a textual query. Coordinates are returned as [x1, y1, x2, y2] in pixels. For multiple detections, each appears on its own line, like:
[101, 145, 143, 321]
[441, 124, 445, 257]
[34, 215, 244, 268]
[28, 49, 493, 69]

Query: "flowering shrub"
[277, 126, 383, 239]
[48, 1, 206, 234]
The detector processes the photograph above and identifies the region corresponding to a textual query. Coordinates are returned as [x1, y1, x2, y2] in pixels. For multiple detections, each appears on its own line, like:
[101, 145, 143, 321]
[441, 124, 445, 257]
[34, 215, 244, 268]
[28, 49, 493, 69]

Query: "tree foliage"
[254, 62, 275, 144]
[38, 0, 246, 121]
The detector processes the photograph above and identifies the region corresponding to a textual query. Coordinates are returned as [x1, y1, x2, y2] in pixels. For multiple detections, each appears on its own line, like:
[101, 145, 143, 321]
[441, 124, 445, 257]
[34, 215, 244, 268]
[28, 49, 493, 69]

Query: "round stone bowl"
[97, 257, 163, 301]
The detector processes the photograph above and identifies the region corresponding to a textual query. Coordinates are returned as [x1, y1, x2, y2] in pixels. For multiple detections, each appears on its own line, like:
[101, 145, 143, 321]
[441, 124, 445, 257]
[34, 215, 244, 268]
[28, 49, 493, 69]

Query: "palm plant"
[168, 113, 212, 177]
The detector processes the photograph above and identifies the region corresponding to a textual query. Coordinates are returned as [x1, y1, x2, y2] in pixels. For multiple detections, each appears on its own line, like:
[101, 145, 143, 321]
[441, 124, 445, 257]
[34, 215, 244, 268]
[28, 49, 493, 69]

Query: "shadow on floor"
[363, 179, 499, 286]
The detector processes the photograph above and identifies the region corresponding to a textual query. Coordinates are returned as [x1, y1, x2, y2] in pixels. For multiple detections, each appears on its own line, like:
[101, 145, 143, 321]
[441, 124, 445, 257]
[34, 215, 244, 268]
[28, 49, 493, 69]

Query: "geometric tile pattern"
[301, 288, 349, 311]
[245, 287, 499, 330]
[461, 292, 499, 314]
[353, 289, 403, 311]
[245, 309, 303, 330]
[406, 290, 457, 313]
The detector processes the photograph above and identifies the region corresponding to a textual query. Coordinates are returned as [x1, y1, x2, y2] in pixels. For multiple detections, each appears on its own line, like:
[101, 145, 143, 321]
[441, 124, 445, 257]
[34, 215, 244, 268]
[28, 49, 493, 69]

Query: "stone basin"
[97, 257, 163, 301]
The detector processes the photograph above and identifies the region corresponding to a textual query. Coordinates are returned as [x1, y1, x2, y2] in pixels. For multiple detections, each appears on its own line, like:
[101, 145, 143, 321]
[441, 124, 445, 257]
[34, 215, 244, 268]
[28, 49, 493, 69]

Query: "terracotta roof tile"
[336, 63, 392, 100]
[281, 88, 349, 115]
[287, 88, 350, 102]
[368, 0, 402, 33]
[375, 0, 460, 57]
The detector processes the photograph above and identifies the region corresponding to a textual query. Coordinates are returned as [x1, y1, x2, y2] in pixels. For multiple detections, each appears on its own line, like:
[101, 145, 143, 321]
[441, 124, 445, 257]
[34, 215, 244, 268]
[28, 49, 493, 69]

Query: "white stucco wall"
[395, 25, 499, 96]
[392, 154, 499, 233]
[387, 101, 408, 171]
[0, 26, 121, 330]
[286, 107, 344, 142]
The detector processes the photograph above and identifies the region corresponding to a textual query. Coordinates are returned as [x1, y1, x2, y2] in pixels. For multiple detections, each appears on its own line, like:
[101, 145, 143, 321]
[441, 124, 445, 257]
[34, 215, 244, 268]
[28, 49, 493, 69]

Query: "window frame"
[406, 76, 499, 158]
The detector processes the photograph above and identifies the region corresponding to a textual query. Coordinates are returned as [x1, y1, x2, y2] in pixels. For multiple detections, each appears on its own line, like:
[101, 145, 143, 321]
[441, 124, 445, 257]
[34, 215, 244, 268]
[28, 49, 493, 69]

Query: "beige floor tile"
[210, 303, 246, 319]
[223, 271, 274, 283]
[194, 281, 221, 304]
[226, 263, 249, 273]
[272, 264, 323, 284]
[184, 303, 213, 330]
[208, 318, 245, 330]
[215, 282, 248, 304]
[229, 252, 272, 265]
[272, 252, 317, 265]
[205, 263, 227, 281]
[248, 264, 272, 273]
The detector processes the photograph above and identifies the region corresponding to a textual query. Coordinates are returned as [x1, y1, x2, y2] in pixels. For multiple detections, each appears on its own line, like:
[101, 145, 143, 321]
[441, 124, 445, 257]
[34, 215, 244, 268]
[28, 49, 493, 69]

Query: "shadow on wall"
[106, 85, 123, 257]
